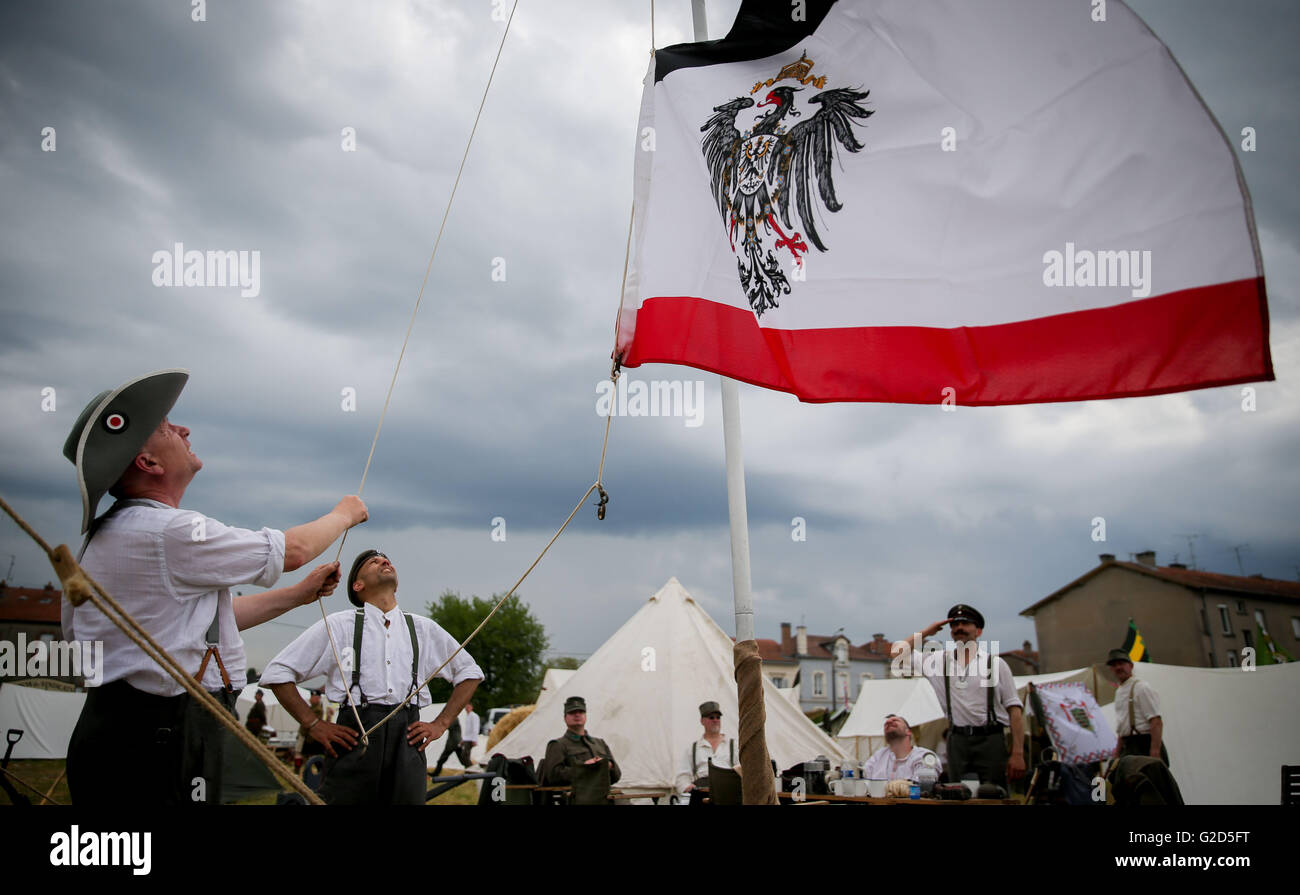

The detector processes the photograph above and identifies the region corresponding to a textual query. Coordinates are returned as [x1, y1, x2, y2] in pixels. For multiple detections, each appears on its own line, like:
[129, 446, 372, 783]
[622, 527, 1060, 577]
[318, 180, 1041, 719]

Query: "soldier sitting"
[538, 696, 621, 805]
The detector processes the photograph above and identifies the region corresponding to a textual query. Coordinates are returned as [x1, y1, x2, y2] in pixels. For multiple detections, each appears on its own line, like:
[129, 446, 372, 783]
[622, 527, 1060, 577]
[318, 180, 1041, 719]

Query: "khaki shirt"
[539, 732, 622, 786]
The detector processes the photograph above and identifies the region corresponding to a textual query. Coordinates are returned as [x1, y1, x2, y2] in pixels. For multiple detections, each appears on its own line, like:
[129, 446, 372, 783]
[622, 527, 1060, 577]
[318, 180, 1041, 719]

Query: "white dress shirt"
[675, 735, 738, 792]
[862, 743, 942, 782]
[1114, 677, 1161, 735]
[461, 709, 481, 742]
[259, 600, 483, 706]
[920, 646, 1023, 727]
[65, 499, 284, 696]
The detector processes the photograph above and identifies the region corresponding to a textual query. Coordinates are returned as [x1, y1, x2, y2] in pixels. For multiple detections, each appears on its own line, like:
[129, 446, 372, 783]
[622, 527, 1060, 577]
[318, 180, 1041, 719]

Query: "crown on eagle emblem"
[751, 51, 828, 95]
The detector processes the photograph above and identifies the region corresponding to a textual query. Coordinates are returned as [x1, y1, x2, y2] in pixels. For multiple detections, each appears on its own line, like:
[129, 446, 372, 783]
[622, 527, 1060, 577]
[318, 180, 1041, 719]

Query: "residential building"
[1022, 551, 1300, 672]
[757, 623, 893, 713]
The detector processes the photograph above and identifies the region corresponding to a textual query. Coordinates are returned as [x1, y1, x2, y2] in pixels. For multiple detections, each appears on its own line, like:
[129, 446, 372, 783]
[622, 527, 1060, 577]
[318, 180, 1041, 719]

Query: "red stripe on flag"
[621, 278, 1272, 405]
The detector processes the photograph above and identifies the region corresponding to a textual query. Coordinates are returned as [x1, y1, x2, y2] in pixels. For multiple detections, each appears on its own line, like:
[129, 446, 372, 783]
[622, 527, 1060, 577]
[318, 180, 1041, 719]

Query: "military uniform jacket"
[540, 732, 622, 786]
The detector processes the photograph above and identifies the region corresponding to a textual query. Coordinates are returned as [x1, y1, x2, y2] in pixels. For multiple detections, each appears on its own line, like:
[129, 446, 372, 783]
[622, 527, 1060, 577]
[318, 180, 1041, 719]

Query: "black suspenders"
[943, 649, 997, 728]
[350, 608, 421, 709]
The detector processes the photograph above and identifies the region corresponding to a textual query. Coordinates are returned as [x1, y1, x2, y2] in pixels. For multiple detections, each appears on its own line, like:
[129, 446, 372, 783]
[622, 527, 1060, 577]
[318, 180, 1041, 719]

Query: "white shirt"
[675, 735, 738, 792]
[861, 743, 942, 782]
[461, 709, 481, 742]
[920, 646, 1023, 727]
[1114, 677, 1161, 735]
[65, 499, 284, 696]
[259, 600, 483, 706]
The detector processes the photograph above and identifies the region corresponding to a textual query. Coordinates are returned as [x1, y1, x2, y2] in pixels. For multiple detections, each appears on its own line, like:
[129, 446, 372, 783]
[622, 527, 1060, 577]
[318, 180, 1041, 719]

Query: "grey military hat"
[563, 696, 587, 714]
[63, 369, 189, 533]
[699, 701, 722, 717]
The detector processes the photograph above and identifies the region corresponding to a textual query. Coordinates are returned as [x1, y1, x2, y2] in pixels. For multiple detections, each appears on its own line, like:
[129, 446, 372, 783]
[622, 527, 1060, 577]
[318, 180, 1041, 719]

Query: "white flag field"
[616, 0, 1271, 405]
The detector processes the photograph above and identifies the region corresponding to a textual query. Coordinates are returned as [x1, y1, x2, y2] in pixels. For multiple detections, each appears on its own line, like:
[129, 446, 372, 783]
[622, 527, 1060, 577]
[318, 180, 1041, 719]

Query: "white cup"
[867, 778, 887, 798]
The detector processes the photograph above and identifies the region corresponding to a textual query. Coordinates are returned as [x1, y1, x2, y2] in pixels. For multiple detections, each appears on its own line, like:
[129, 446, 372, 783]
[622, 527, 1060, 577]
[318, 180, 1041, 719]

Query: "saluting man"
[62, 369, 369, 805]
[893, 604, 1025, 787]
[261, 549, 483, 805]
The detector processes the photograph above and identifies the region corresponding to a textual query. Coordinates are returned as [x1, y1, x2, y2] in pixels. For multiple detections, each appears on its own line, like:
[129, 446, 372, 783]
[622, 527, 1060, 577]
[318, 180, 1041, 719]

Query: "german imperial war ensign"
[616, 0, 1273, 405]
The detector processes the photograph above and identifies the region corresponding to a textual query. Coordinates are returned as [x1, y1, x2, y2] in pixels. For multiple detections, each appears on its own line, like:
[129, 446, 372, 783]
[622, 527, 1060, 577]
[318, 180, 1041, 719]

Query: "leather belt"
[949, 723, 1005, 736]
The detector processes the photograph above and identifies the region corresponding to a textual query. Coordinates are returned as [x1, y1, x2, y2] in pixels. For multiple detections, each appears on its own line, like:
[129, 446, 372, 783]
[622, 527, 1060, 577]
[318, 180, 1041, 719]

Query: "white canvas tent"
[538, 667, 576, 703]
[0, 683, 85, 759]
[490, 578, 847, 792]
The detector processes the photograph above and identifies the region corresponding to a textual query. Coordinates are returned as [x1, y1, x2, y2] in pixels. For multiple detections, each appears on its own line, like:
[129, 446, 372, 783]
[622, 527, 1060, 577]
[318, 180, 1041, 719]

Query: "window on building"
[813, 672, 825, 697]
[834, 641, 849, 665]
[1226, 650, 1238, 667]
[1254, 609, 1268, 635]
[1217, 604, 1232, 635]
[1243, 629, 1254, 649]
[1235, 600, 1246, 615]
[770, 676, 786, 687]
[836, 672, 849, 701]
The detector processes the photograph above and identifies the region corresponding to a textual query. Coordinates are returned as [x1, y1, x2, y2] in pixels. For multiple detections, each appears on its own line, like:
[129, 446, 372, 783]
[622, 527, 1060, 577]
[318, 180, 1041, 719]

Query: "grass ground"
[0, 759, 478, 805]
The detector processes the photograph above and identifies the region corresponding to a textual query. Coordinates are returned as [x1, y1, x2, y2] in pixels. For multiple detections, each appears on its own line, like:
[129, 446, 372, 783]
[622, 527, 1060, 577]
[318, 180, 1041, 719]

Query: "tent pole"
[694, 0, 777, 805]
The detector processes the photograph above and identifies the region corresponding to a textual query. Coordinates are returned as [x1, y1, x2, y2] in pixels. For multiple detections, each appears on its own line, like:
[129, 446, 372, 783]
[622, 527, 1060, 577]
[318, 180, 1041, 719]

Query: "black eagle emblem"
[701, 69, 873, 316]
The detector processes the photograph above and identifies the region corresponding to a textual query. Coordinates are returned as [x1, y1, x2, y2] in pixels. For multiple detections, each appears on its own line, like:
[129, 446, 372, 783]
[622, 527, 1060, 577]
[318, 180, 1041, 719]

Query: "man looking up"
[861, 714, 942, 784]
[262, 550, 483, 805]
[62, 369, 368, 805]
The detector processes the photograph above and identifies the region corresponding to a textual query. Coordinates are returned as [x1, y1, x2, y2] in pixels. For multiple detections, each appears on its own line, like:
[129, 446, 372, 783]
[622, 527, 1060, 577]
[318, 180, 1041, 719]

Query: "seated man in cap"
[261, 550, 483, 805]
[1106, 648, 1169, 766]
[539, 696, 621, 804]
[61, 369, 370, 806]
[861, 714, 942, 789]
[892, 604, 1025, 787]
[675, 700, 737, 804]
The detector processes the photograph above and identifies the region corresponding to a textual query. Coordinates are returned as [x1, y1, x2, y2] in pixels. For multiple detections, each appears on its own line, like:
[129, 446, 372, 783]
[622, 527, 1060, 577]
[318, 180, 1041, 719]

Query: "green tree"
[549, 656, 583, 670]
[426, 591, 549, 710]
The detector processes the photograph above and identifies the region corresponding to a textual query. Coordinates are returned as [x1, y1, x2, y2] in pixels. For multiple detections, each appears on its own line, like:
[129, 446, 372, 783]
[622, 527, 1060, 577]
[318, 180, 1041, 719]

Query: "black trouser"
[319, 704, 425, 805]
[1119, 734, 1170, 768]
[67, 680, 236, 806]
[947, 727, 1008, 787]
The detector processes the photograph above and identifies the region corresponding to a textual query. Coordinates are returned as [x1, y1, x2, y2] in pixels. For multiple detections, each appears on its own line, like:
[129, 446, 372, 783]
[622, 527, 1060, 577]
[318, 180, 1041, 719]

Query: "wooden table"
[779, 791, 1020, 805]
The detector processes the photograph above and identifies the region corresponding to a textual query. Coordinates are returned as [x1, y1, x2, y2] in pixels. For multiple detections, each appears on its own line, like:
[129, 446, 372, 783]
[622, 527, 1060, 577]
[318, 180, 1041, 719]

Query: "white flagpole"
[692, 0, 777, 805]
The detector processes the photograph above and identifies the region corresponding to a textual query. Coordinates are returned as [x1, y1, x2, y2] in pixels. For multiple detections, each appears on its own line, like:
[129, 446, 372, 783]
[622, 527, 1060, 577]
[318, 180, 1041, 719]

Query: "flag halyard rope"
[318, 0, 523, 747]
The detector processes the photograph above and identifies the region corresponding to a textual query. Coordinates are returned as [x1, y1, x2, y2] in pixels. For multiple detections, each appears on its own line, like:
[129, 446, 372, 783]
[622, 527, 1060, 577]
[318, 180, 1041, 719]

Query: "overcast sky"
[2, 0, 1297, 678]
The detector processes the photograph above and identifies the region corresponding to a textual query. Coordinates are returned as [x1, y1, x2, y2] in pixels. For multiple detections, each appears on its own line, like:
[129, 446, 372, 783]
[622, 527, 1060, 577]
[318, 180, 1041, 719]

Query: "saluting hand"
[309, 720, 359, 758]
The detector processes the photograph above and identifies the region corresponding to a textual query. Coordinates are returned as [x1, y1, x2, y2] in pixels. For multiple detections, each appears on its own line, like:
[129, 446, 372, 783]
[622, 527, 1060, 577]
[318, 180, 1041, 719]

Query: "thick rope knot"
[50, 544, 95, 606]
